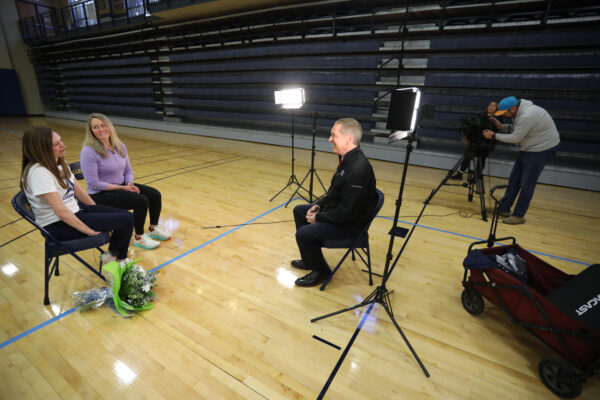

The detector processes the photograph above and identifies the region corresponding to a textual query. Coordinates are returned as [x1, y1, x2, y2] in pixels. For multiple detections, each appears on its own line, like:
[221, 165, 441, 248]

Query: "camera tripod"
[429, 143, 488, 221]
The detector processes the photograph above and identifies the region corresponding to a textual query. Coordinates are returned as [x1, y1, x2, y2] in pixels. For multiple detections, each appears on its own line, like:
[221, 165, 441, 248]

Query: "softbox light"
[274, 88, 305, 109]
[386, 87, 421, 142]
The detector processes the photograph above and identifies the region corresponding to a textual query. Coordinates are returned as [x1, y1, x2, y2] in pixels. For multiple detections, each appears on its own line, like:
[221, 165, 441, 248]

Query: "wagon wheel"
[461, 288, 484, 316]
[538, 358, 582, 399]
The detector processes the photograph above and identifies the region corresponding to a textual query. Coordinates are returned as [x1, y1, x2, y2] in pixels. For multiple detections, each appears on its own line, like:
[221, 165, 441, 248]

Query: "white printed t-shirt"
[24, 164, 79, 227]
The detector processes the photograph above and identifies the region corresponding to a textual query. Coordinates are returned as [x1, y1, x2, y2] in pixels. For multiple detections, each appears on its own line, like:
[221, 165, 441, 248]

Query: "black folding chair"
[320, 188, 385, 290]
[11, 191, 110, 305]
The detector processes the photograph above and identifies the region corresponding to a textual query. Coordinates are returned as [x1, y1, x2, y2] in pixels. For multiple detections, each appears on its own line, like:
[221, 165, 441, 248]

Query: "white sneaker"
[100, 251, 117, 265]
[148, 226, 171, 241]
[133, 234, 160, 250]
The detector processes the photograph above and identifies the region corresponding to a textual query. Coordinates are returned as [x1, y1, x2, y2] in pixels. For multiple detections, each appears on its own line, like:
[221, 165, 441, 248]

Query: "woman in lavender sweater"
[80, 113, 170, 250]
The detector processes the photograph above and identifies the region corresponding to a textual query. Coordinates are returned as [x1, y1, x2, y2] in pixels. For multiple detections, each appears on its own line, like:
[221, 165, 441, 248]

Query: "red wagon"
[461, 186, 600, 398]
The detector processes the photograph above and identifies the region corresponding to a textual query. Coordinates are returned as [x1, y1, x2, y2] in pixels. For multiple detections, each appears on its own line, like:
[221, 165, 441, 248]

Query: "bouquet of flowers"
[72, 258, 158, 317]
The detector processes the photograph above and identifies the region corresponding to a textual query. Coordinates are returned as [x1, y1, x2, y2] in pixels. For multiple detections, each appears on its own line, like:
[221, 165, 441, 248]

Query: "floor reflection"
[113, 360, 136, 385]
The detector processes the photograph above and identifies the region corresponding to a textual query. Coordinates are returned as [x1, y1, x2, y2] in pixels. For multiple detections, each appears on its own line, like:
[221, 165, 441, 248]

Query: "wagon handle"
[490, 184, 508, 203]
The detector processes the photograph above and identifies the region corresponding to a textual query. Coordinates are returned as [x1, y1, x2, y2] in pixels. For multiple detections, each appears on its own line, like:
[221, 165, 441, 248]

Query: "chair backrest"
[12, 191, 37, 225]
[69, 161, 84, 180]
[365, 188, 385, 233]
[324, 188, 384, 249]
[373, 188, 384, 217]
[12, 191, 56, 241]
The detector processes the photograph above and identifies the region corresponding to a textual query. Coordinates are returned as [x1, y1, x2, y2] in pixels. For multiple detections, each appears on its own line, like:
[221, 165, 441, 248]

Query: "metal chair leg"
[44, 256, 51, 305]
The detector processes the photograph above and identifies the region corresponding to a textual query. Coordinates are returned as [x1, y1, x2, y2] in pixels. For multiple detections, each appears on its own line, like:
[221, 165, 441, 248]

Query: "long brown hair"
[20, 126, 71, 191]
[83, 113, 125, 158]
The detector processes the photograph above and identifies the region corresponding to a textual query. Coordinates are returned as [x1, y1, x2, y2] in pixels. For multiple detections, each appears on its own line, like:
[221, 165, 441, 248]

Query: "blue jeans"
[499, 145, 558, 217]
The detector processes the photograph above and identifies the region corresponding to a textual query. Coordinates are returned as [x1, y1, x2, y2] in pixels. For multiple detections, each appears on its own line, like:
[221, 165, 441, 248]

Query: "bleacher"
[21, 0, 600, 189]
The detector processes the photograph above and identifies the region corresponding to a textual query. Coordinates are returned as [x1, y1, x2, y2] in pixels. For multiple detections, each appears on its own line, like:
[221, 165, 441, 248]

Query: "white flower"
[142, 283, 151, 293]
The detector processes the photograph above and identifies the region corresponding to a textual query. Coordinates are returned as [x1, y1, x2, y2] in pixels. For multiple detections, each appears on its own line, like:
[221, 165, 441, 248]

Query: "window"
[69, 0, 97, 28]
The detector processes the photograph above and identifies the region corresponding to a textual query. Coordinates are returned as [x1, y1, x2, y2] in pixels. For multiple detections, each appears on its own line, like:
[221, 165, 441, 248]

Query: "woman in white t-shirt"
[20, 126, 134, 262]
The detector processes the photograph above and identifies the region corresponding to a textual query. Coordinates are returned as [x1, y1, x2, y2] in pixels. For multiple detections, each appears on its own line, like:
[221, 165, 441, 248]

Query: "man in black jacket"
[292, 118, 377, 287]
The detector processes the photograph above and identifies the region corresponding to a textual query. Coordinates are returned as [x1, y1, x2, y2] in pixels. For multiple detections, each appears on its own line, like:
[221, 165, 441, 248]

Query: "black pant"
[293, 204, 356, 273]
[44, 204, 134, 259]
[90, 183, 161, 235]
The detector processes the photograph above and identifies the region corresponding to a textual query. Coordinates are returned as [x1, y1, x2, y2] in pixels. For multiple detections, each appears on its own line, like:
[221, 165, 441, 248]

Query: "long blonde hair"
[83, 113, 125, 158]
[21, 126, 71, 191]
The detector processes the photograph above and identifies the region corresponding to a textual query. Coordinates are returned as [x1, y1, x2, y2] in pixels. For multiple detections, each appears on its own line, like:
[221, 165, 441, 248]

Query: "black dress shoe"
[290, 259, 312, 270]
[295, 271, 330, 287]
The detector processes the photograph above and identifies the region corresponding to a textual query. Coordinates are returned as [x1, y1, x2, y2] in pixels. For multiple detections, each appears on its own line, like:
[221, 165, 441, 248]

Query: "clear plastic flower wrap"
[72, 287, 112, 311]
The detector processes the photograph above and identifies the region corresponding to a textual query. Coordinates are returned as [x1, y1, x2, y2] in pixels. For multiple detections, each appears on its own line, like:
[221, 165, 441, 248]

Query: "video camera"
[459, 112, 495, 150]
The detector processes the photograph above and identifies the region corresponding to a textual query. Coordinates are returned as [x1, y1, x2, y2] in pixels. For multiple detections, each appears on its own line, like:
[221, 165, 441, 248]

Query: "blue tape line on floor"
[0, 200, 293, 350]
[377, 216, 590, 266]
[0, 308, 77, 349]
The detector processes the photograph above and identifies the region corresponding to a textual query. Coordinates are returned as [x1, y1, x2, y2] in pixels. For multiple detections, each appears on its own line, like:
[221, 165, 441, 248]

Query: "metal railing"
[18, 0, 158, 42]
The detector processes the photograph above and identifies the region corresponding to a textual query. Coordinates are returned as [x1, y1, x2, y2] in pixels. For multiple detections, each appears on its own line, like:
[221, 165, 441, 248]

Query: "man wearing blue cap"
[483, 96, 560, 224]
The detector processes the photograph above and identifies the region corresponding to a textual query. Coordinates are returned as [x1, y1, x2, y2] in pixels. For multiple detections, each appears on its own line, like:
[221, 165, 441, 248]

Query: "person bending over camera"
[483, 96, 560, 225]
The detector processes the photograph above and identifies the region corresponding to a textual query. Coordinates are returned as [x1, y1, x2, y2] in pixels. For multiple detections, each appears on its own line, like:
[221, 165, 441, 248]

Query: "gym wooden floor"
[1, 116, 598, 399]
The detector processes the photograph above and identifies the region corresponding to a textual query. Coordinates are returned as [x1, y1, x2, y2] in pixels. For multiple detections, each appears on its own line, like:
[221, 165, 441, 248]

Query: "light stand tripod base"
[310, 285, 430, 377]
[288, 111, 327, 204]
[270, 174, 309, 203]
[270, 109, 311, 205]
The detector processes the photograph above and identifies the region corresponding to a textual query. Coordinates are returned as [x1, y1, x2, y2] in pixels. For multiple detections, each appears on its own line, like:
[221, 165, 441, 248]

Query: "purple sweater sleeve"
[80, 146, 107, 194]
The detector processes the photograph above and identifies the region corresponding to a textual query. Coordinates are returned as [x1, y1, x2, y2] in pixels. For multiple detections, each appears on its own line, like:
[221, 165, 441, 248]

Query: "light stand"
[270, 88, 311, 203]
[285, 111, 327, 206]
[311, 88, 430, 379]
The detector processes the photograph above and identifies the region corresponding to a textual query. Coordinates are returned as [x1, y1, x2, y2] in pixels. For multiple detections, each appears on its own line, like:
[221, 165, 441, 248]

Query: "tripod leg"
[311, 290, 378, 323]
[467, 154, 474, 202]
[380, 299, 430, 377]
[285, 170, 311, 206]
[270, 175, 295, 201]
[314, 170, 327, 192]
[475, 156, 487, 221]
[427, 152, 469, 204]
